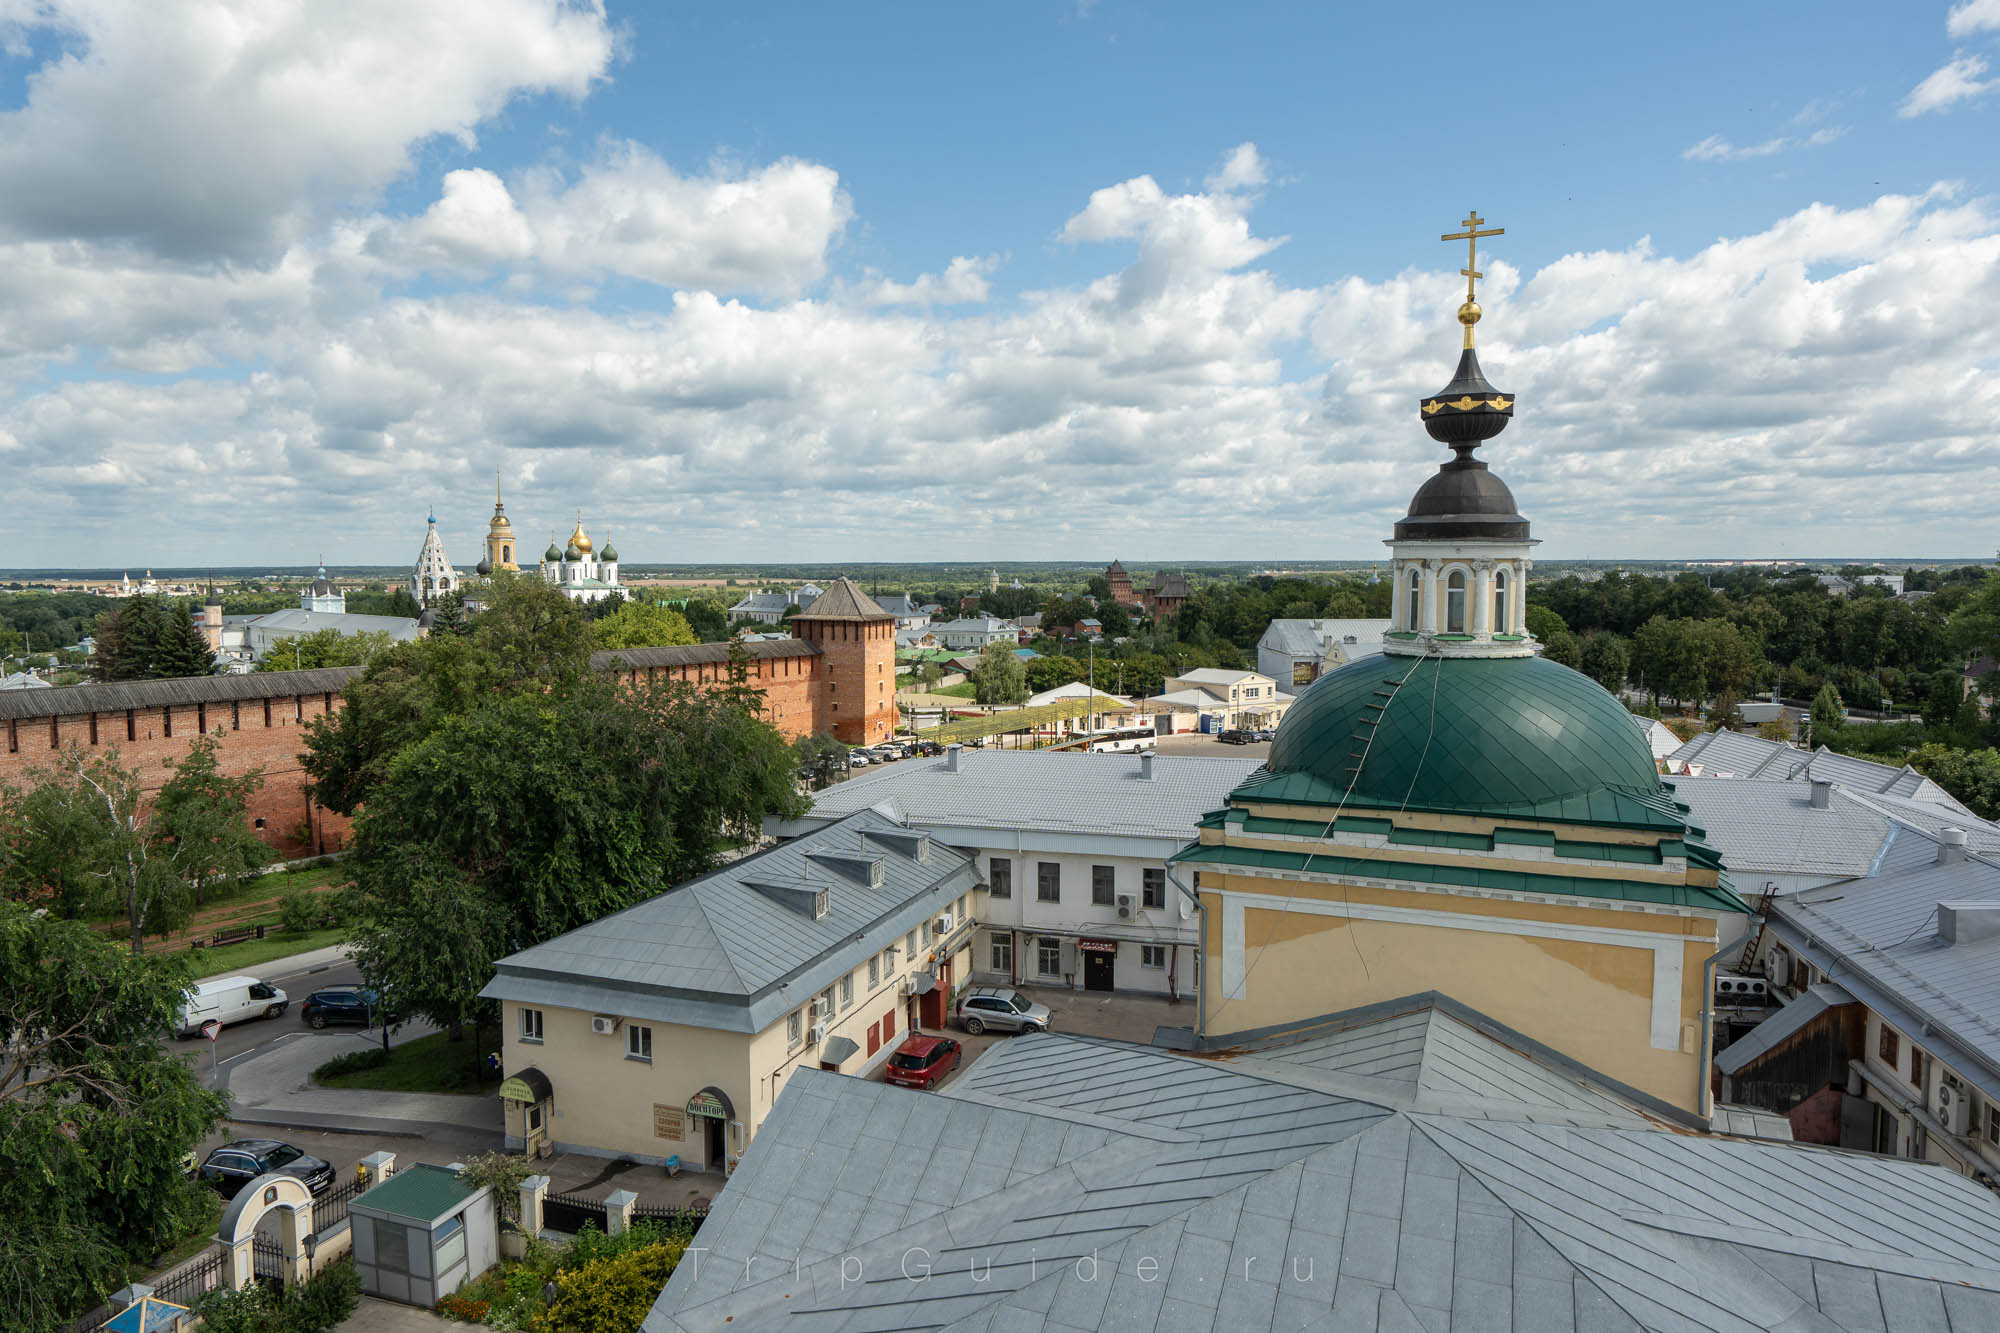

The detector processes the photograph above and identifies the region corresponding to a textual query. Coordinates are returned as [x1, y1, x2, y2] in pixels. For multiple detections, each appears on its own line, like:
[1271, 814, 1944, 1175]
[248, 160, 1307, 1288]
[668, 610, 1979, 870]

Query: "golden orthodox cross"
[1441, 211, 1503, 346]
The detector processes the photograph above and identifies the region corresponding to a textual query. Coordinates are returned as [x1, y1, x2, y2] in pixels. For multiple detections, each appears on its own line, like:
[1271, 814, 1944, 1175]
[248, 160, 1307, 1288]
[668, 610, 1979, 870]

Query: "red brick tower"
[791, 579, 898, 744]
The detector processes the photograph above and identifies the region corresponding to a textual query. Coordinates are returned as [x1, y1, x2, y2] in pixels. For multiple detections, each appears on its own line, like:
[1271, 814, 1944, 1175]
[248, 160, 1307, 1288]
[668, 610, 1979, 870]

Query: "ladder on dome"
[1735, 881, 1780, 976]
[1338, 675, 1411, 795]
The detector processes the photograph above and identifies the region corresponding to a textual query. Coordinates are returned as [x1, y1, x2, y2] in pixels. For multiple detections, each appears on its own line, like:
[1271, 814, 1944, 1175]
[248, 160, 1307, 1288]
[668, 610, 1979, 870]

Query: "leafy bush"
[311, 1047, 387, 1080]
[279, 889, 317, 936]
[529, 1240, 687, 1333]
[193, 1260, 358, 1333]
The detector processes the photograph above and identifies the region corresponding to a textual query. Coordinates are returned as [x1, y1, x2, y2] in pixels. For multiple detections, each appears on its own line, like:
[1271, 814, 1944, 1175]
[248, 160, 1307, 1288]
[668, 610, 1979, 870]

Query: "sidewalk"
[219, 1026, 503, 1145]
[199, 941, 350, 985]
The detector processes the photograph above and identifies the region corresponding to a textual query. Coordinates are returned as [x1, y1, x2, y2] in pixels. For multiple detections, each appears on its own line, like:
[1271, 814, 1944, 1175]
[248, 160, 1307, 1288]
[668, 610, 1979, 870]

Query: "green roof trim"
[354, 1163, 478, 1226]
[1492, 828, 1556, 848]
[1388, 827, 1490, 851]
[1170, 841, 1750, 914]
[1230, 766, 1692, 833]
[1554, 839, 1661, 865]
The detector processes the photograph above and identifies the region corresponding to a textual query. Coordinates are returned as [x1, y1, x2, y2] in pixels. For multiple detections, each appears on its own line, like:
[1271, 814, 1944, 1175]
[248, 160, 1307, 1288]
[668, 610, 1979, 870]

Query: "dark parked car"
[300, 987, 381, 1029]
[1216, 729, 1253, 745]
[884, 1034, 962, 1090]
[198, 1139, 334, 1198]
[915, 741, 944, 757]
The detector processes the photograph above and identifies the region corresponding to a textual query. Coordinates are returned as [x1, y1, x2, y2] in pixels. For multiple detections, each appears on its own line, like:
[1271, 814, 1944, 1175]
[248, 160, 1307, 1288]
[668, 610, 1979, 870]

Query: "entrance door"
[1084, 951, 1115, 992]
[704, 1115, 725, 1169]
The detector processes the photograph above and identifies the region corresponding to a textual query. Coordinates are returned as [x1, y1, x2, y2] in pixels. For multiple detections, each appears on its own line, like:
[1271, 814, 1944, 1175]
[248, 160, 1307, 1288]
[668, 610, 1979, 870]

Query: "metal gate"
[251, 1236, 287, 1289]
[541, 1190, 604, 1236]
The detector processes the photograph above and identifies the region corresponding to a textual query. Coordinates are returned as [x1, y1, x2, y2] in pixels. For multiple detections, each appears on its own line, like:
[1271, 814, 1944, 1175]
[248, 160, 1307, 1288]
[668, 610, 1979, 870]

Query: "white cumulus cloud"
[1947, 0, 2000, 38]
[0, 0, 615, 261]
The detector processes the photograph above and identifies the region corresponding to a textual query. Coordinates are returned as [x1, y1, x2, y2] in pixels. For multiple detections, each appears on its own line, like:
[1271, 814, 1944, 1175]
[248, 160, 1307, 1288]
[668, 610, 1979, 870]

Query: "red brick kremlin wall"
[0, 638, 877, 858]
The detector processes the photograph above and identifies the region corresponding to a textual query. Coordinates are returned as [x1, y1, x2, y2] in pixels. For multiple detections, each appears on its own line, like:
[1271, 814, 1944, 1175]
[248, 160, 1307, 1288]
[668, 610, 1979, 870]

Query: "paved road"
[165, 949, 366, 1070]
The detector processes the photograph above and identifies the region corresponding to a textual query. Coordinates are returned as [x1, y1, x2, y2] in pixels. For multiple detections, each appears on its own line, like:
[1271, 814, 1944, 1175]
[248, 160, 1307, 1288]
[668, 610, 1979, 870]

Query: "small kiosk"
[350, 1164, 496, 1307]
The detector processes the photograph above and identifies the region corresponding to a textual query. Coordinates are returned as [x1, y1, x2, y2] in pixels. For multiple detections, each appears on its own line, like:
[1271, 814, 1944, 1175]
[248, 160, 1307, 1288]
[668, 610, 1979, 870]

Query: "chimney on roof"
[1938, 827, 1968, 865]
[1140, 752, 1155, 781]
[1810, 779, 1834, 809]
[945, 743, 961, 773]
[1937, 900, 2000, 944]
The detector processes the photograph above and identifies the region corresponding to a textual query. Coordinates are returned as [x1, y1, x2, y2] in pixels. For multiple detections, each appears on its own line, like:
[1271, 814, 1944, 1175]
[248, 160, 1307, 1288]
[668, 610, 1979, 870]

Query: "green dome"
[600, 542, 618, 562]
[1266, 653, 1663, 812]
[544, 541, 562, 562]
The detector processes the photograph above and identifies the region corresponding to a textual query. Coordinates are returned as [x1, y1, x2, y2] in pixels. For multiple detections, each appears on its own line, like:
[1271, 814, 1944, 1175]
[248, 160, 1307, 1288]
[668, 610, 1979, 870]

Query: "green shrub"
[311, 1048, 387, 1080]
[278, 889, 317, 936]
[192, 1260, 358, 1333]
[529, 1240, 687, 1333]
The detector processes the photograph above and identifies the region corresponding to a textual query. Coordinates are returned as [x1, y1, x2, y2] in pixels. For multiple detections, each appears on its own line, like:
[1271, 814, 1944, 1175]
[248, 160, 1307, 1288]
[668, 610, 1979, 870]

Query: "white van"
[176, 976, 289, 1038]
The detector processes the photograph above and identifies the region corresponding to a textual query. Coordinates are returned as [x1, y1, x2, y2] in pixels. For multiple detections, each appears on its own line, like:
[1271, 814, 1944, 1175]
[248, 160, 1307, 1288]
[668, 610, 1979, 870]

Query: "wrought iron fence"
[632, 1201, 710, 1234]
[541, 1189, 604, 1236]
[73, 1247, 228, 1329]
[251, 1236, 287, 1287]
[311, 1175, 365, 1234]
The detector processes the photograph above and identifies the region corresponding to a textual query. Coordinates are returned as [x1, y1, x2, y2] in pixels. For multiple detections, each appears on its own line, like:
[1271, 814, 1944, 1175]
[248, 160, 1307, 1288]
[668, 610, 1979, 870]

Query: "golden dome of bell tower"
[482, 470, 519, 573]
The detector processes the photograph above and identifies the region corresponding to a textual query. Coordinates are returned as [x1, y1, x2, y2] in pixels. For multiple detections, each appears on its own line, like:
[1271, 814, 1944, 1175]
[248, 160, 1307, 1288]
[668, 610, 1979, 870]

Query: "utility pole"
[1088, 640, 1096, 739]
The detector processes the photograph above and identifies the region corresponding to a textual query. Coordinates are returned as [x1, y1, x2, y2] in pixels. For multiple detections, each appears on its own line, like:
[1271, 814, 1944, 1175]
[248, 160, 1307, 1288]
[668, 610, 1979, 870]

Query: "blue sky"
[0, 0, 1996, 566]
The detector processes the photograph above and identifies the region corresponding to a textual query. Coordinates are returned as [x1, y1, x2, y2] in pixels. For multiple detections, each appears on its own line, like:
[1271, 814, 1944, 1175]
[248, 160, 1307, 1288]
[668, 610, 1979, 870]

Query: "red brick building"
[1142, 571, 1192, 621]
[0, 579, 897, 857]
[1105, 559, 1137, 607]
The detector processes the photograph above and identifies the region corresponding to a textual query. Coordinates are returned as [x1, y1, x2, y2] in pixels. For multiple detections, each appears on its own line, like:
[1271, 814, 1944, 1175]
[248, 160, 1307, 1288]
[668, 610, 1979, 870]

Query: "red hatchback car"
[884, 1034, 962, 1090]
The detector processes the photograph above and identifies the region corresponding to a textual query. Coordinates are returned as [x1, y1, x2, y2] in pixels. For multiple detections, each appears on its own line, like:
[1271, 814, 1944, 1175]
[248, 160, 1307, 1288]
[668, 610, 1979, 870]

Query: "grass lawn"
[932, 681, 978, 698]
[313, 1030, 496, 1095]
[185, 925, 347, 977]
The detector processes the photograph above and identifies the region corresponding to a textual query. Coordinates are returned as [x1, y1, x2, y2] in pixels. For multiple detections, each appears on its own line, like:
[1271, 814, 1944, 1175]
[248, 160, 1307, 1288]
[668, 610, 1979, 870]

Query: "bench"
[203, 923, 268, 949]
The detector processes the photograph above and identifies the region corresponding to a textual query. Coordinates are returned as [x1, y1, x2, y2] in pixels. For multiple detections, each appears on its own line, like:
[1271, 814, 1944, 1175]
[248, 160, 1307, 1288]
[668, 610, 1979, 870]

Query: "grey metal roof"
[784, 750, 1265, 843]
[482, 807, 976, 1034]
[646, 1020, 2000, 1333]
[0, 665, 363, 720]
[1771, 825, 2000, 1104]
[1670, 731, 1972, 816]
[1259, 618, 1392, 659]
[245, 609, 421, 647]
[1714, 983, 1855, 1076]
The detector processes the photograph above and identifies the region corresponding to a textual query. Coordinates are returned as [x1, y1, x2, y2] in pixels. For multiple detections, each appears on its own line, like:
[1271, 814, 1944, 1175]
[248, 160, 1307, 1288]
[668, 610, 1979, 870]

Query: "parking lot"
[879, 981, 1196, 1093]
[1151, 730, 1272, 759]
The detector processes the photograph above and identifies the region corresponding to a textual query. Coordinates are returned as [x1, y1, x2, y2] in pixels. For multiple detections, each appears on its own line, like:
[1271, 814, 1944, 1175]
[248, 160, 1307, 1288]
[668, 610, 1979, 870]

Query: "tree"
[92, 596, 168, 680]
[472, 573, 595, 685]
[1542, 629, 1583, 670]
[794, 730, 850, 790]
[1709, 689, 1743, 732]
[1908, 744, 2000, 821]
[1525, 605, 1568, 643]
[428, 587, 472, 637]
[1024, 654, 1087, 694]
[592, 600, 697, 651]
[147, 737, 270, 908]
[681, 598, 730, 642]
[971, 641, 1028, 705]
[1580, 633, 1631, 693]
[343, 676, 805, 1035]
[255, 628, 393, 672]
[1811, 683, 1845, 740]
[0, 900, 227, 1331]
[152, 601, 217, 678]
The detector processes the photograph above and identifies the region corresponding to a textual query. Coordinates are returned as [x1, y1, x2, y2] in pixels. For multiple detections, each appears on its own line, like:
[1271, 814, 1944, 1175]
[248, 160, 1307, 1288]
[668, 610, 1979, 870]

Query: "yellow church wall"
[1220, 832, 1692, 891]
[1197, 872, 1716, 1113]
[1246, 873, 1702, 938]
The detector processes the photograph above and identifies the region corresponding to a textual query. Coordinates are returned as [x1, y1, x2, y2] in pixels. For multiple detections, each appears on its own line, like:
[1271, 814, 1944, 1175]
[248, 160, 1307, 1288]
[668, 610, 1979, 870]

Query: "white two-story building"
[770, 746, 1264, 999]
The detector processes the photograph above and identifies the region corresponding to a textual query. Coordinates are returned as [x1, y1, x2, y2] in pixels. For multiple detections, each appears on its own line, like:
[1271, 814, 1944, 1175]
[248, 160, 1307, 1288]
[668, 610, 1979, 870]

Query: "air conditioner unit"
[808, 1022, 828, 1045]
[1115, 893, 1136, 920]
[901, 974, 921, 996]
[1761, 948, 1786, 983]
[1713, 974, 1771, 1003]
[1937, 1081, 1971, 1136]
[933, 913, 955, 936]
[590, 1015, 617, 1036]
[810, 998, 831, 1020]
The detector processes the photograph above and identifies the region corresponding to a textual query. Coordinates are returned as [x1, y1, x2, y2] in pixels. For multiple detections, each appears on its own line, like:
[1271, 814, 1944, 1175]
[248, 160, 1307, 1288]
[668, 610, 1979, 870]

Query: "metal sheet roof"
[645, 1017, 2000, 1333]
[788, 750, 1264, 844]
[1772, 826, 2000, 1102]
[1670, 731, 1973, 817]
[353, 1163, 479, 1226]
[1714, 983, 1856, 1075]
[484, 807, 976, 1034]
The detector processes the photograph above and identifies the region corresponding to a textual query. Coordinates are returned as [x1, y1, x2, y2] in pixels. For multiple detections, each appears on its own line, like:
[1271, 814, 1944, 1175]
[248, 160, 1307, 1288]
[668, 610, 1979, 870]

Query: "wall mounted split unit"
[590, 1015, 617, 1036]
[1115, 894, 1136, 920]
[933, 913, 955, 935]
[808, 1022, 828, 1045]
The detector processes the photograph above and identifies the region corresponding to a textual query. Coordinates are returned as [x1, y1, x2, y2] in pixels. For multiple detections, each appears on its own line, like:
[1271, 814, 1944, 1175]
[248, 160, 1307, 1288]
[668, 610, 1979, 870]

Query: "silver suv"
[956, 987, 1052, 1036]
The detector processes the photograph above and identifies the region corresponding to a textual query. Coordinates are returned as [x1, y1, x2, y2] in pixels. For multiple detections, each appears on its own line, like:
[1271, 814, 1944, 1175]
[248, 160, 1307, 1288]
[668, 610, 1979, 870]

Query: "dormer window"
[813, 889, 829, 920]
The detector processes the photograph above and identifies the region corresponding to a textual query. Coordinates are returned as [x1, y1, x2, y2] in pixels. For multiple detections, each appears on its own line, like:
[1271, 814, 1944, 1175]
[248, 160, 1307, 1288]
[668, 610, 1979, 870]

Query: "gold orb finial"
[1441, 210, 1503, 349]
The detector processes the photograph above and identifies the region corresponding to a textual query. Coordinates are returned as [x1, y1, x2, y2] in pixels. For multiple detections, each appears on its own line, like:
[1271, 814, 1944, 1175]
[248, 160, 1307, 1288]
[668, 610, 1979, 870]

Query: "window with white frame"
[1037, 936, 1061, 976]
[991, 932, 1012, 974]
[883, 946, 898, 975]
[1037, 862, 1060, 903]
[1142, 868, 1166, 909]
[906, 929, 918, 957]
[518, 1007, 544, 1043]
[1141, 945, 1167, 969]
[625, 1024, 653, 1062]
[1446, 570, 1467, 633]
[1493, 569, 1511, 633]
[868, 955, 880, 988]
[788, 1009, 803, 1047]
[989, 857, 1012, 897]
[1405, 570, 1422, 632]
[840, 974, 854, 1010]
